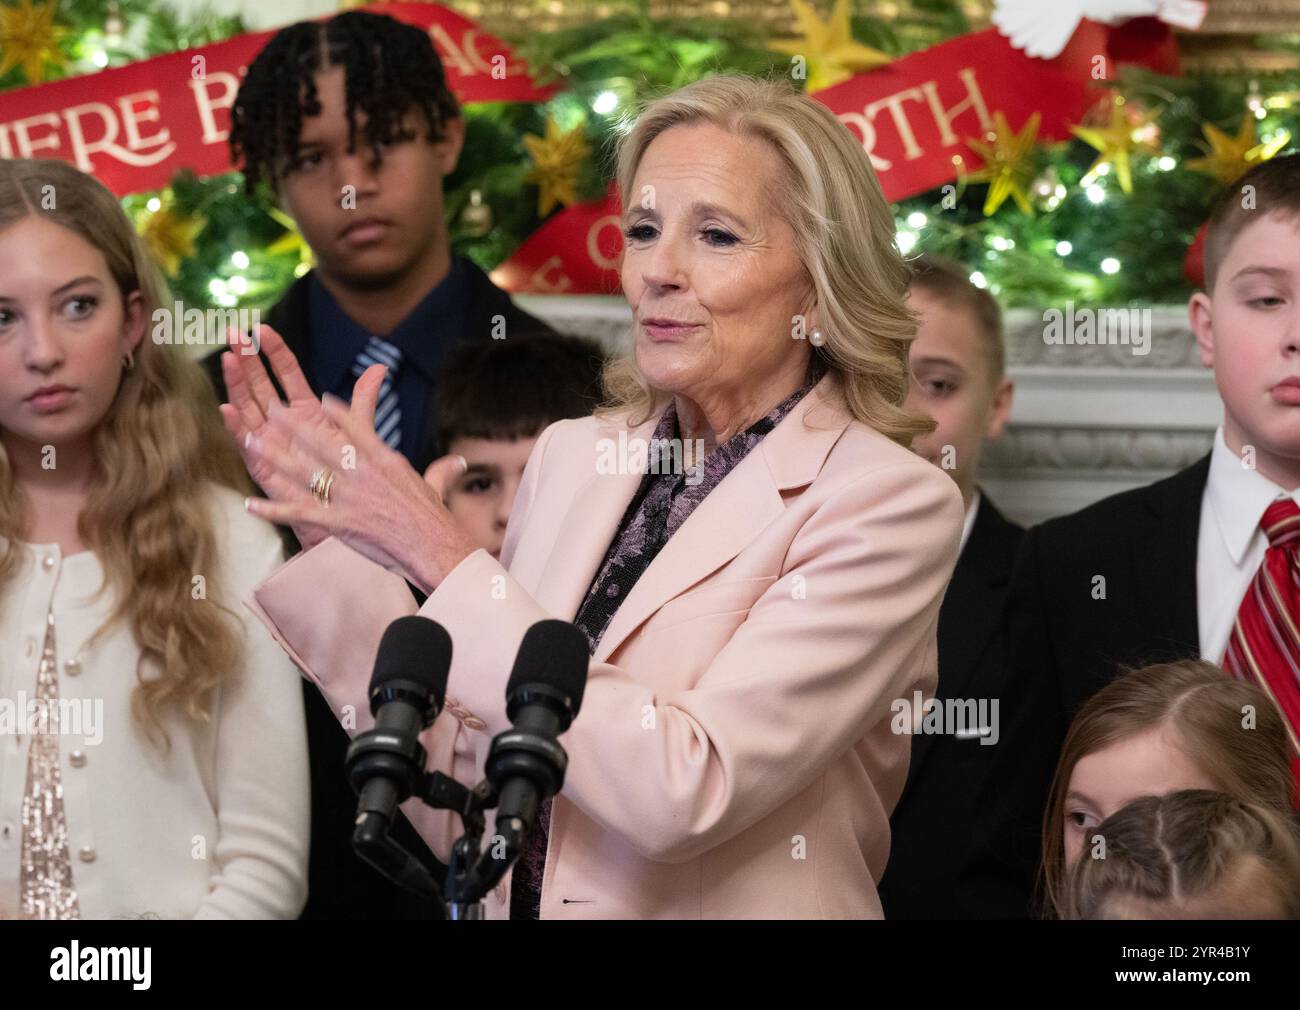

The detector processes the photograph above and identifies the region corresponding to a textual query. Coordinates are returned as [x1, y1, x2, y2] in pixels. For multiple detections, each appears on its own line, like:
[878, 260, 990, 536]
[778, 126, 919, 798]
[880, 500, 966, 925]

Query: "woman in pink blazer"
[226, 75, 964, 919]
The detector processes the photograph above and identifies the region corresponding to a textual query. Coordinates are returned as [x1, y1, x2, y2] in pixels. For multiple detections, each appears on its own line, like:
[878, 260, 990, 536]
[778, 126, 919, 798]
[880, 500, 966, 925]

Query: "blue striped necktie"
[352, 336, 403, 449]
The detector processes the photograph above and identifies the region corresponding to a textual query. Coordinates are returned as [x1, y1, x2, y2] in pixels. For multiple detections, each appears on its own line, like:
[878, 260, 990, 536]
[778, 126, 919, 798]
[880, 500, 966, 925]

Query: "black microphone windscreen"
[370, 615, 453, 706]
[506, 620, 589, 716]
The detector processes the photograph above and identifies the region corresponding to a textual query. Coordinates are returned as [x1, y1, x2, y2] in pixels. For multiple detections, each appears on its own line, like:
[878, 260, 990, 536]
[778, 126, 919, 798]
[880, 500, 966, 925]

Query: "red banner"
[495, 20, 1179, 293]
[0, 3, 554, 197]
[813, 26, 1092, 203]
[490, 185, 624, 296]
[493, 28, 1090, 294]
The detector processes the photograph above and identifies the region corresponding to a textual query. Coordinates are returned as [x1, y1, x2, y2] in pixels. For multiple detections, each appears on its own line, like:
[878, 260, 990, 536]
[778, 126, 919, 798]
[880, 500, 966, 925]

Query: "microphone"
[477, 620, 588, 889]
[346, 615, 452, 897]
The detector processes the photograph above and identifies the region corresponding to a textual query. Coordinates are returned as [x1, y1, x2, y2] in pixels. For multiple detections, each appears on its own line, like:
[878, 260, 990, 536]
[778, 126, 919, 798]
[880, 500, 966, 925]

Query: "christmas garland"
[0, 0, 1297, 310]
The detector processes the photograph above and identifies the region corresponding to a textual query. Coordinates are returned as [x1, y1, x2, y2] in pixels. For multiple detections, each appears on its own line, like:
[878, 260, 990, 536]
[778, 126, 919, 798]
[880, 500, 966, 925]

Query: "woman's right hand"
[218, 324, 385, 553]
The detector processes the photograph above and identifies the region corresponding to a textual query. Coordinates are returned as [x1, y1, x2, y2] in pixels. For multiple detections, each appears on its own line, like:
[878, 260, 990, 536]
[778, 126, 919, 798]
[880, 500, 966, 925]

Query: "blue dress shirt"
[306, 257, 469, 466]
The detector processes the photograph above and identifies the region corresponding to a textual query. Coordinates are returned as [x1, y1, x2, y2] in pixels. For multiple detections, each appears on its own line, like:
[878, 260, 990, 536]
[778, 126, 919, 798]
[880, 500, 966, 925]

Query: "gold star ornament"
[768, 0, 891, 94]
[266, 206, 315, 270]
[1070, 96, 1162, 195]
[522, 116, 589, 217]
[0, 0, 70, 83]
[137, 195, 206, 278]
[1185, 114, 1291, 185]
[964, 111, 1041, 216]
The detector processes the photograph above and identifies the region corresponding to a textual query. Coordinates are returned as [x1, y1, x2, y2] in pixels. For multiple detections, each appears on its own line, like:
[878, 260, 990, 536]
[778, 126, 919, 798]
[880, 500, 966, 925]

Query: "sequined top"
[0, 485, 310, 920]
[508, 378, 818, 919]
[19, 611, 81, 919]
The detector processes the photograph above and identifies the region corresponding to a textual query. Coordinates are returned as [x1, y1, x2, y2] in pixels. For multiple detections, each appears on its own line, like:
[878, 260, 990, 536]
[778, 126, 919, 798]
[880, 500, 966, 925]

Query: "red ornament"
[1107, 16, 1181, 77]
[1053, 17, 1182, 85]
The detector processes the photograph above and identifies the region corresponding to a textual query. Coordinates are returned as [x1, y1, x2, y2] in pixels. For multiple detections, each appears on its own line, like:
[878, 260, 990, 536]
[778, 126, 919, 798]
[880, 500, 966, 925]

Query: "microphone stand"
[435, 695, 576, 918]
[391, 581, 519, 916]
[348, 739, 525, 918]
[348, 720, 503, 915]
[418, 772, 503, 919]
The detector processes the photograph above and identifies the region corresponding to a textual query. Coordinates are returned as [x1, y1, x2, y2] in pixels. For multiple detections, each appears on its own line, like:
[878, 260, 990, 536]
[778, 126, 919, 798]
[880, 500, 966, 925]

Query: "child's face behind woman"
[0, 215, 142, 461]
[441, 433, 538, 562]
[1063, 725, 1217, 865]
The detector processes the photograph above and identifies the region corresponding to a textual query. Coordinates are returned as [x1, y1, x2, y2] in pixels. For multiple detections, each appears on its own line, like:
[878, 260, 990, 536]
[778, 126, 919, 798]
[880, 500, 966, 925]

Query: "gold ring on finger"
[308, 467, 335, 507]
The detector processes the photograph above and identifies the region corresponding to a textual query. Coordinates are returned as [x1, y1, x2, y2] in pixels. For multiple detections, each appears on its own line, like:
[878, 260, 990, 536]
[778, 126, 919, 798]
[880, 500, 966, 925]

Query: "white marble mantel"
[516, 297, 1220, 527]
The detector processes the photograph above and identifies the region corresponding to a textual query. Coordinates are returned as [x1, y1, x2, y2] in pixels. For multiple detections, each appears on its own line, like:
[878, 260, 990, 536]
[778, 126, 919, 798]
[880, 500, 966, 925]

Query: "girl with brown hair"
[1040, 658, 1296, 918]
[1062, 789, 1300, 919]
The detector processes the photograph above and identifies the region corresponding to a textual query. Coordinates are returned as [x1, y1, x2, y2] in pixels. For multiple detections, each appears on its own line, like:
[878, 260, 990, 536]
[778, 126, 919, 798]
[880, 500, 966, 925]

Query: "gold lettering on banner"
[3, 112, 61, 158]
[836, 111, 890, 171]
[2, 92, 178, 169]
[189, 70, 245, 145]
[430, 26, 490, 76]
[62, 91, 176, 171]
[922, 68, 993, 146]
[119, 91, 173, 155]
[529, 255, 572, 293]
[429, 24, 476, 76]
[836, 67, 993, 176]
[865, 87, 926, 161]
[62, 104, 116, 165]
[429, 25, 525, 79]
[462, 30, 509, 76]
[586, 214, 623, 272]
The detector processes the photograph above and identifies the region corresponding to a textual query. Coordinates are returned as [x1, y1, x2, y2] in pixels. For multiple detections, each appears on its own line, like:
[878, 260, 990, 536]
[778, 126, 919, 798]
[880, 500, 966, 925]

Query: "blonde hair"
[600, 74, 932, 447]
[1063, 789, 1300, 919]
[0, 158, 253, 748]
[1041, 659, 1297, 918]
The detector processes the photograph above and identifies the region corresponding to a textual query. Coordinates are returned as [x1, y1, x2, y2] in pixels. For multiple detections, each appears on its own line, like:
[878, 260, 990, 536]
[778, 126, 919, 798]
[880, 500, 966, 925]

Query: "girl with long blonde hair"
[0, 158, 309, 919]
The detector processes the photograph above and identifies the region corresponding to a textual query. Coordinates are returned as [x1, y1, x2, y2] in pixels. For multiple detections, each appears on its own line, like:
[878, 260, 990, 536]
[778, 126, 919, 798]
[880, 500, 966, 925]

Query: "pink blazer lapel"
[528, 408, 658, 633]
[533, 371, 854, 664]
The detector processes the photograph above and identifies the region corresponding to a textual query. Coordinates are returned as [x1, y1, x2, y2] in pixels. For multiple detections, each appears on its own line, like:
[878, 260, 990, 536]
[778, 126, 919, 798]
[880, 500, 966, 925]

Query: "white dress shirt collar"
[958, 488, 981, 556]
[1205, 427, 1300, 564]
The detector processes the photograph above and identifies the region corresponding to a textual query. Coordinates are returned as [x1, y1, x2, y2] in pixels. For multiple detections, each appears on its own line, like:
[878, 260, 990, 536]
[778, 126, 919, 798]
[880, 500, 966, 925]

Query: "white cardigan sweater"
[0, 484, 308, 919]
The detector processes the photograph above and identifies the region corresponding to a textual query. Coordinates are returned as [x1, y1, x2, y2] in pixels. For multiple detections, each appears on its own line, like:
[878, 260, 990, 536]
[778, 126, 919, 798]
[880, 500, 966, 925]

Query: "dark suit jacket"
[202, 258, 558, 473]
[878, 491, 1023, 918]
[953, 456, 1208, 918]
[200, 260, 557, 920]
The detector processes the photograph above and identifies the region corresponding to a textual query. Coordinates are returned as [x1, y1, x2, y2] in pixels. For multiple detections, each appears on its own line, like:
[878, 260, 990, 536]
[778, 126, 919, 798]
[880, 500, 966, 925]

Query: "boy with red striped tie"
[956, 153, 1300, 918]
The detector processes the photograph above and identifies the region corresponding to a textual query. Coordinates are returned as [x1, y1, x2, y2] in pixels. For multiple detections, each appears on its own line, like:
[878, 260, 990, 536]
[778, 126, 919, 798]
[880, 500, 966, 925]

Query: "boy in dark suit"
[879, 255, 1021, 918]
[959, 154, 1300, 918]
[200, 11, 555, 920]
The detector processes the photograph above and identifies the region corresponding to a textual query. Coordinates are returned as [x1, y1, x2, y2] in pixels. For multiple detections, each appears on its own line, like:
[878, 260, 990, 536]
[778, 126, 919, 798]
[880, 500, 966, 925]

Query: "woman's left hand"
[241, 363, 480, 595]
